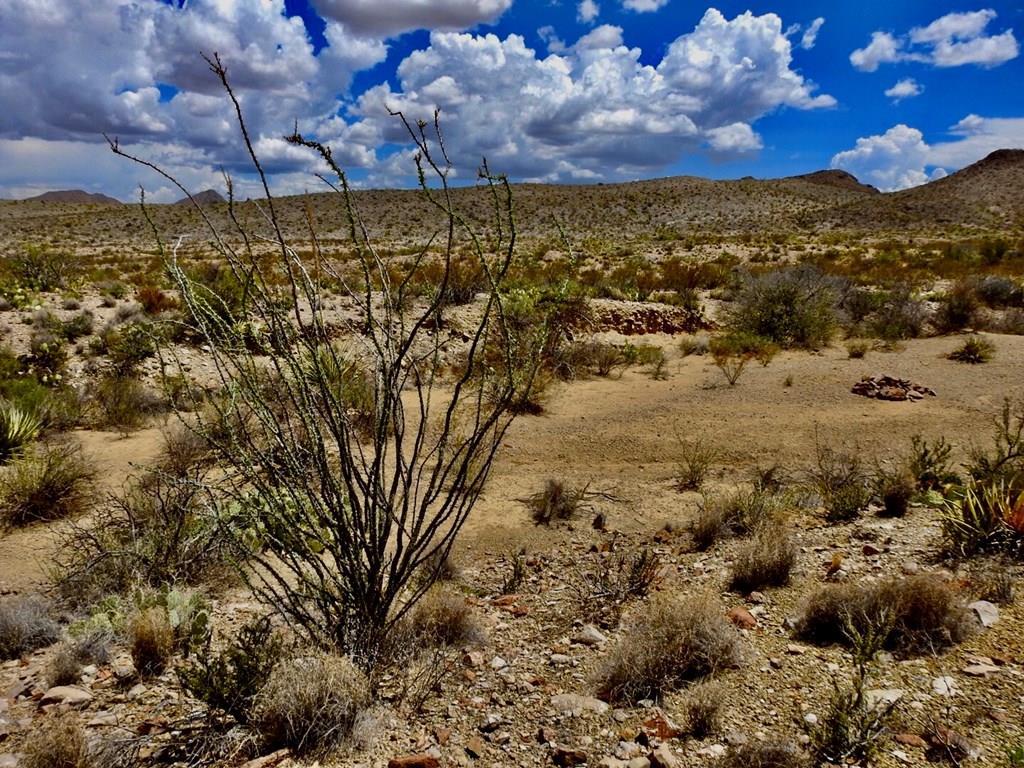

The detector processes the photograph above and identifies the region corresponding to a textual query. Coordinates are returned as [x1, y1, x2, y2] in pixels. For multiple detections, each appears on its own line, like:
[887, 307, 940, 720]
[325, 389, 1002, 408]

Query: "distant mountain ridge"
[175, 189, 226, 205]
[21, 189, 122, 205]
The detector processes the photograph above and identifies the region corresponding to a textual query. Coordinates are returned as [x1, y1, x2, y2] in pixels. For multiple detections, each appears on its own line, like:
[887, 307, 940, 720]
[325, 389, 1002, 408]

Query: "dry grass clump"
[571, 549, 661, 628]
[20, 712, 93, 768]
[807, 440, 870, 522]
[845, 339, 869, 359]
[682, 680, 724, 738]
[89, 374, 163, 433]
[795, 574, 974, 656]
[407, 585, 484, 648]
[0, 595, 60, 660]
[874, 467, 916, 518]
[45, 629, 113, 687]
[593, 594, 741, 703]
[254, 653, 371, 755]
[720, 741, 808, 768]
[692, 489, 781, 550]
[0, 443, 94, 527]
[729, 520, 797, 593]
[129, 607, 175, 677]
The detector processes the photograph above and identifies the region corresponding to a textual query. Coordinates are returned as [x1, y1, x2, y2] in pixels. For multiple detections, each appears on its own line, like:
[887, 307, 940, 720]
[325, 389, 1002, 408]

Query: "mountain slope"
[22, 189, 122, 205]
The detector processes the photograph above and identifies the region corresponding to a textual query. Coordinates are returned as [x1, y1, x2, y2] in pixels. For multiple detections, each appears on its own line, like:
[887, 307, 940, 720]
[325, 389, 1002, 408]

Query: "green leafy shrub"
[89, 374, 163, 433]
[909, 435, 958, 491]
[870, 285, 926, 341]
[7, 245, 79, 292]
[940, 481, 1024, 558]
[180, 616, 284, 725]
[726, 265, 837, 349]
[936, 281, 979, 333]
[0, 402, 41, 463]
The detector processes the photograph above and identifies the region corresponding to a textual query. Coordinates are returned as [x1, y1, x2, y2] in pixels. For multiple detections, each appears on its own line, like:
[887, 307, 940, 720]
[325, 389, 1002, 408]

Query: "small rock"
[550, 654, 573, 665]
[574, 625, 607, 646]
[127, 683, 147, 700]
[551, 694, 610, 716]
[626, 758, 651, 768]
[490, 656, 508, 671]
[932, 676, 958, 697]
[40, 686, 93, 707]
[803, 713, 818, 726]
[465, 735, 486, 759]
[695, 744, 727, 758]
[963, 663, 1000, 677]
[865, 689, 904, 709]
[463, 651, 485, 668]
[388, 756, 440, 768]
[726, 607, 757, 630]
[614, 741, 642, 760]
[894, 733, 928, 749]
[648, 744, 680, 768]
[968, 600, 999, 628]
[552, 746, 588, 766]
[642, 709, 683, 739]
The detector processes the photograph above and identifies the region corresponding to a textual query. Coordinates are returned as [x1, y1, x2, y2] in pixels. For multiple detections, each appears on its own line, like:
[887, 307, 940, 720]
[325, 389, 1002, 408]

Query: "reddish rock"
[894, 733, 928, 749]
[726, 606, 757, 630]
[388, 755, 440, 768]
[552, 746, 588, 766]
[642, 709, 684, 740]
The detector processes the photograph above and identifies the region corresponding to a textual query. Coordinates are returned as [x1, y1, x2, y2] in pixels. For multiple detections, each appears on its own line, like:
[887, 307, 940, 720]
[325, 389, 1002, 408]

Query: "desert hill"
[19, 189, 122, 205]
[1, 151, 1022, 250]
[176, 189, 226, 206]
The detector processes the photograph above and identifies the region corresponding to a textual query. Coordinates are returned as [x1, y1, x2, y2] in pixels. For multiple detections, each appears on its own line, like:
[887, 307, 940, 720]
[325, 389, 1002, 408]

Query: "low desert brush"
[253, 653, 371, 755]
[682, 680, 724, 738]
[0, 595, 60, 660]
[129, 606, 175, 677]
[407, 585, 484, 648]
[795, 573, 974, 656]
[0, 443, 94, 527]
[0, 401, 41, 463]
[524, 479, 596, 525]
[692, 488, 783, 550]
[593, 594, 741, 703]
[20, 712, 93, 768]
[729, 519, 797, 593]
[675, 435, 717, 491]
[940, 481, 1024, 558]
[874, 466, 916, 518]
[720, 742, 807, 768]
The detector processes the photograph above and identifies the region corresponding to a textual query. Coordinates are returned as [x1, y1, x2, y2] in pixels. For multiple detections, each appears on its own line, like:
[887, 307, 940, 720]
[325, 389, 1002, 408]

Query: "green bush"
[0, 402, 41, 464]
[180, 616, 285, 725]
[948, 335, 994, 364]
[726, 266, 837, 349]
[0, 444, 94, 527]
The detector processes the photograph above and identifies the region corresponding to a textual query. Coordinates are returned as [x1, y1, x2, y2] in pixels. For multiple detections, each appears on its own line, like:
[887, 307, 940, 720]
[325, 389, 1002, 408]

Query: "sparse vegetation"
[675, 435, 717, 491]
[0, 595, 60, 660]
[593, 594, 741, 702]
[720, 742, 807, 768]
[19, 713, 94, 768]
[0, 443, 94, 527]
[253, 653, 371, 755]
[948, 335, 995, 363]
[726, 265, 837, 349]
[729, 519, 797, 593]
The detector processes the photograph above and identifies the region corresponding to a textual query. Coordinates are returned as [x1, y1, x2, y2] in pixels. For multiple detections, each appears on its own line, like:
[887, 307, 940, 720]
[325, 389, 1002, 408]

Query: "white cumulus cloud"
[577, 0, 600, 24]
[884, 78, 923, 101]
[851, 8, 1018, 71]
[620, 0, 670, 12]
[801, 17, 825, 50]
[831, 115, 1024, 190]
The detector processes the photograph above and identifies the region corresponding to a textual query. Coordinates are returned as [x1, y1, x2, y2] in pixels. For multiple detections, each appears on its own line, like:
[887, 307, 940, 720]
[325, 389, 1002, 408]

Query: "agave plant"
[0, 402, 41, 463]
[941, 481, 1024, 557]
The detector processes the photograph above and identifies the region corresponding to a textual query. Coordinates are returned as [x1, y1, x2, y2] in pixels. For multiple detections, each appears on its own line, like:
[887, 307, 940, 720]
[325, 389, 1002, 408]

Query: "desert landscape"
[2, 2, 1024, 767]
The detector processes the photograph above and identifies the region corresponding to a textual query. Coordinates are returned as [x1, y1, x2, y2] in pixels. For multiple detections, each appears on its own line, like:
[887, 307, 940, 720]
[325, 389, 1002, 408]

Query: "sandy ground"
[4, 332, 1019, 594]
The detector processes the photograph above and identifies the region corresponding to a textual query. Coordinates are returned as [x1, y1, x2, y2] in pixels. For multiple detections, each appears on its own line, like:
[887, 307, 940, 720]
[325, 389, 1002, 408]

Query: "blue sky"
[0, 0, 1021, 199]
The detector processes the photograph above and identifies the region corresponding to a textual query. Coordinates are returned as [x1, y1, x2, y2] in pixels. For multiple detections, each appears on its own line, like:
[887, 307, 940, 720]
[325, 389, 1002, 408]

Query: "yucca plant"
[941, 482, 1024, 557]
[0, 402, 41, 464]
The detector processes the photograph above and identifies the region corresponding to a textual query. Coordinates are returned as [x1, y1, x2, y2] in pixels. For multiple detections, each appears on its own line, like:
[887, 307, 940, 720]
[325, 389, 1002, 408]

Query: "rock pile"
[588, 299, 707, 335]
[851, 376, 936, 401]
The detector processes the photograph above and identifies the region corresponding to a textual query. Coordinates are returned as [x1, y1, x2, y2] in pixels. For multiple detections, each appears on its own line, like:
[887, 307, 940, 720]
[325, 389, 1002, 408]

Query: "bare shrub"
[870, 285, 927, 341]
[729, 520, 797, 593]
[807, 438, 870, 522]
[675, 436, 717, 491]
[89, 374, 163, 433]
[20, 712, 93, 768]
[795, 574, 974, 656]
[55, 467, 231, 604]
[0, 443, 94, 527]
[720, 741, 807, 768]
[571, 549, 661, 628]
[683, 680, 724, 738]
[46, 628, 114, 687]
[254, 653, 371, 755]
[129, 607, 175, 677]
[0, 595, 60, 660]
[593, 594, 741, 703]
[407, 585, 483, 648]
[524, 479, 598, 525]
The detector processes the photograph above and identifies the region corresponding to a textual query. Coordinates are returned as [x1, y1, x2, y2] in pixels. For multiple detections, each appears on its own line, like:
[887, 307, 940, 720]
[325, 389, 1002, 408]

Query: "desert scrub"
[808, 439, 870, 522]
[845, 339, 869, 359]
[570, 548, 661, 628]
[682, 680, 724, 738]
[729, 519, 797, 593]
[128, 590, 210, 677]
[0, 443, 94, 527]
[180, 616, 285, 725]
[523, 479, 597, 524]
[407, 585, 483, 648]
[947, 335, 995, 364]
[88, 374, 163, 433]
[0, 595, 60, 660]
[254, 653, 371, 755]
[709, 331, 776, 385]
[19, 712, 94, 768]
[55, 467, 235, 604]
[909, 434, 958, 491]
[675, 435, 717, 491]
[795, 573, 974, 656]
[593, 594, 741, 702]
[721, 742, 807, 768]
[691, 488, 783, 550]
[726, 265, 837, 349]
[874, 466, 916, 517]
